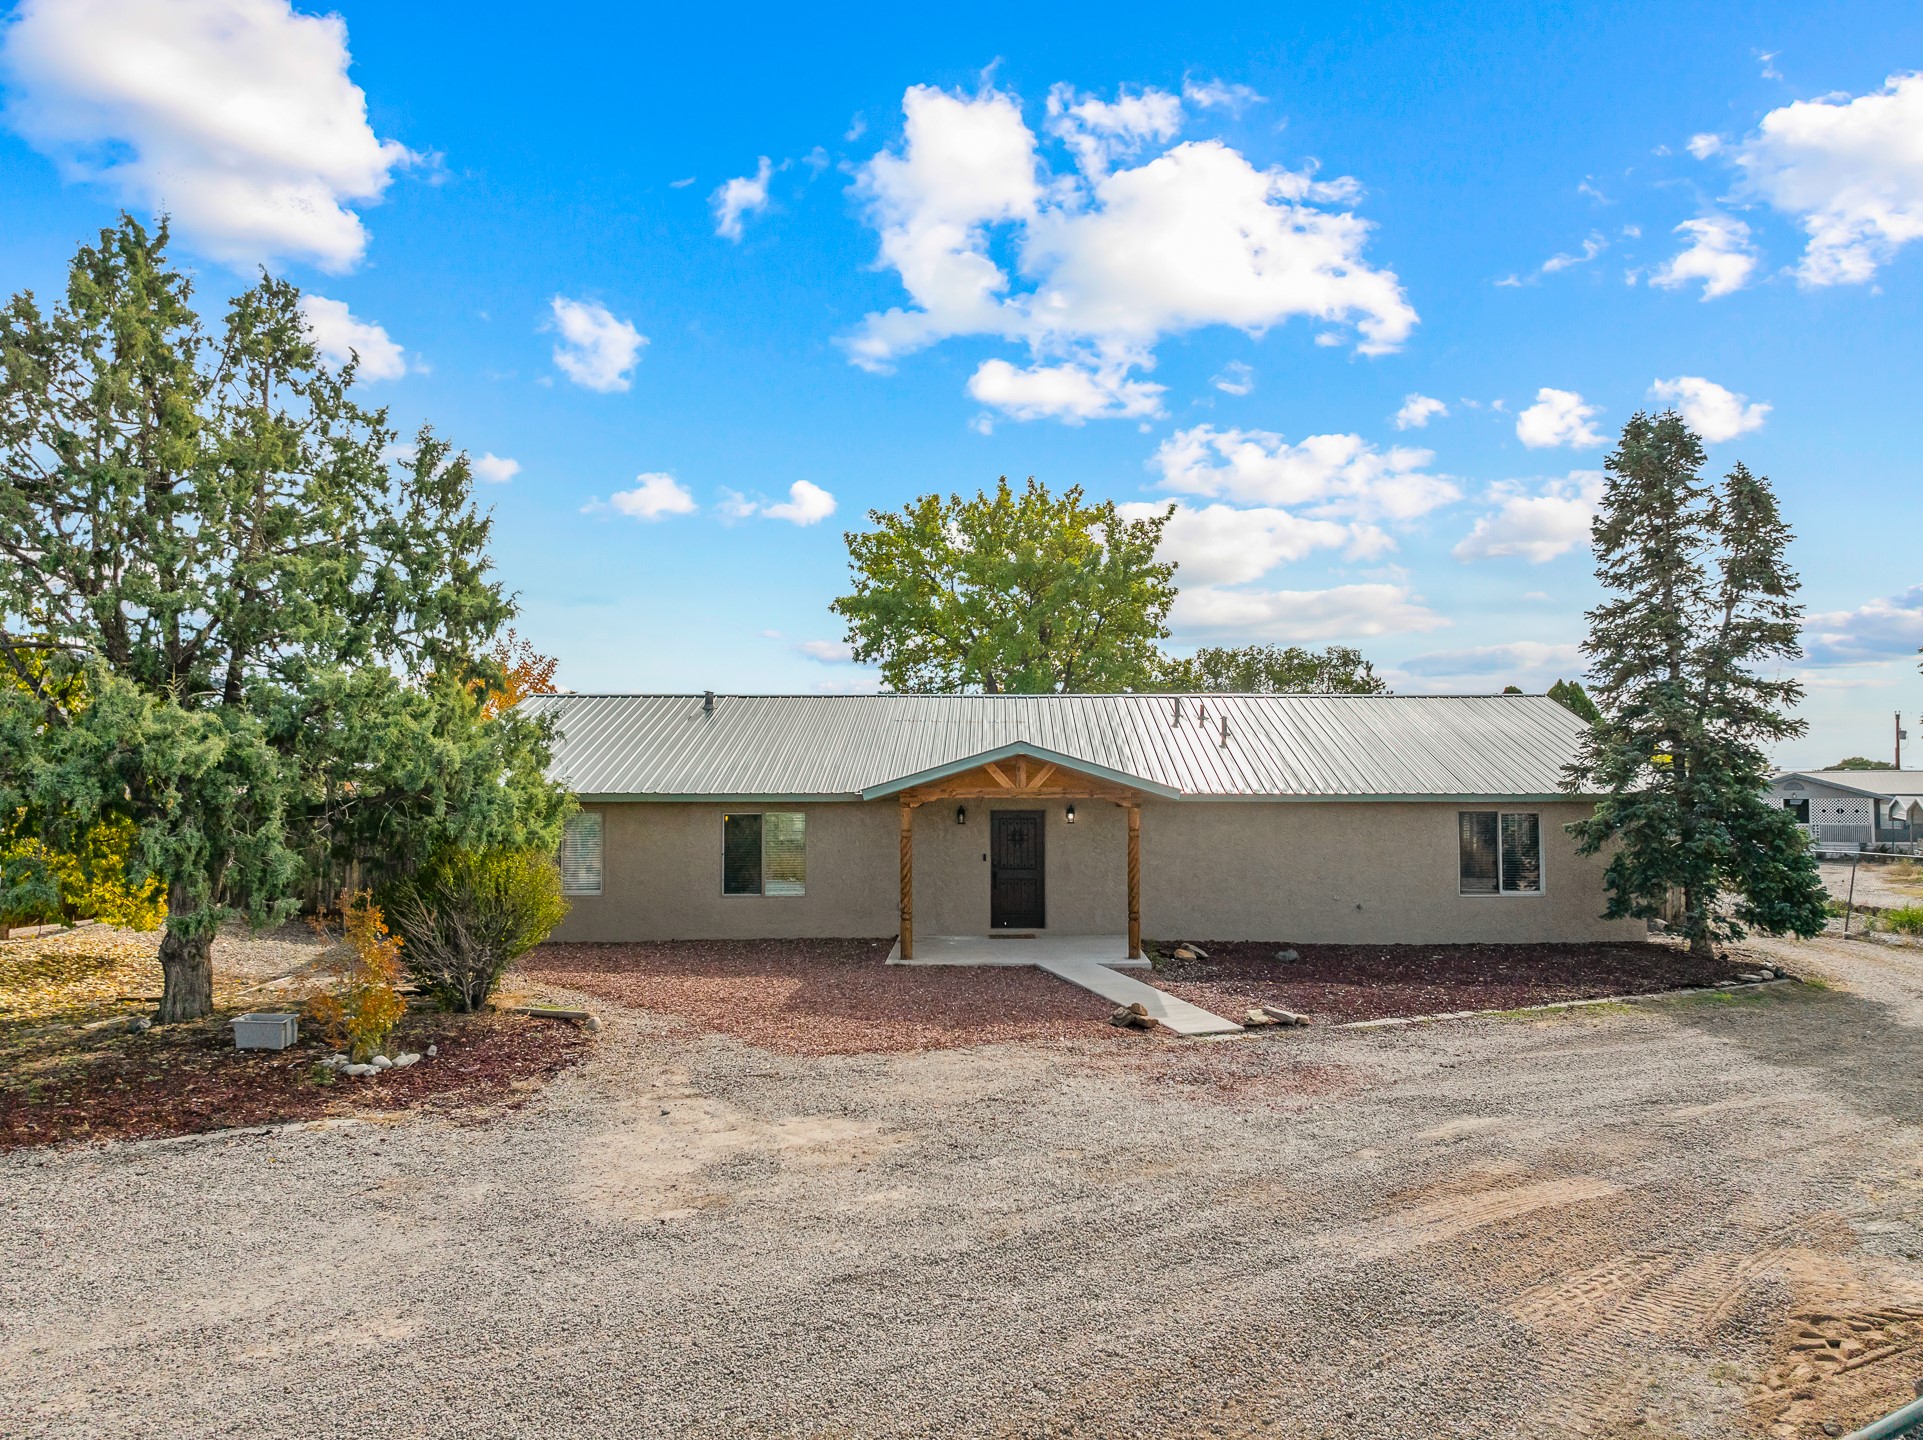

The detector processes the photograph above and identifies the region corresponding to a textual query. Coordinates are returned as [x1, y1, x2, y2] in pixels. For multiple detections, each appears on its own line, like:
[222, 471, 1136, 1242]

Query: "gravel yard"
[6, 934, 1923, 1439]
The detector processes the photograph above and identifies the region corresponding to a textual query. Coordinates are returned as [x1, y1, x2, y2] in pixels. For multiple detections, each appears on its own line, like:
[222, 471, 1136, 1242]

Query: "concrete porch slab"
[886, 933, 1149, 968]
[884, 933, 1243, 1037]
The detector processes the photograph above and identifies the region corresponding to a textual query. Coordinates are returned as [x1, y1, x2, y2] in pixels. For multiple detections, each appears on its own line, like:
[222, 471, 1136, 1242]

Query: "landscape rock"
[1244, 1008, 1277, 1026]
[585, 1015, 603, 1033]
[1173, 946, 1199, 961]
[343, 1063, 377, 1077]
[370, 1055, 394, 1069]
[126, 1016, 151, 1034]
[427, 1044, 439, 1057]
[1275, 949, 1300, 963]
[1261, 1006, 1309, 1027]
[393, 1053, 421, 1068]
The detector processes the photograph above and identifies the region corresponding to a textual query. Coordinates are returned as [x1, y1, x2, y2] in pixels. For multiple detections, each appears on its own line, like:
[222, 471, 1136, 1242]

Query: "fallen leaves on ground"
[0, 930, 161, 1021]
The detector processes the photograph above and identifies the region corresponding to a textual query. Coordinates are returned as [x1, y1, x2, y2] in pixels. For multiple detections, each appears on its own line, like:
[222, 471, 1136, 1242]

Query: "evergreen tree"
[0, 218, 567, 1020]
[1547, 678, 1602, 724]
[1566, 412, 1827, 955]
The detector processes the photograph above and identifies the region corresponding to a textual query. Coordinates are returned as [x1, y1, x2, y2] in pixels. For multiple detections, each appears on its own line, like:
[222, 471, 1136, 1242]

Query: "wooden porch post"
[1126, 803, 1141, 960]
[899, 801, 915, 961]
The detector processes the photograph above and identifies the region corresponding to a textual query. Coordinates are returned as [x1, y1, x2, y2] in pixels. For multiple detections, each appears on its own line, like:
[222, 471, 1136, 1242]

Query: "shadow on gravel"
[1663, 984, 1923, 1126]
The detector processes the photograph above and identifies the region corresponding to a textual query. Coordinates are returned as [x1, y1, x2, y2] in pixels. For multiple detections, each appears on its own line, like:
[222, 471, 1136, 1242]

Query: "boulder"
[370, 1055, 393, 1069]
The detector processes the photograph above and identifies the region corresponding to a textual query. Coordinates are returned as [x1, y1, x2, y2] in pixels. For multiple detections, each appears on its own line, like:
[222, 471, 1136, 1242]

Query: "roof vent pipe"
[1172, 697, 1182, 726]
[703, 691, 715, 715]
[1220, 714, 1230, 747]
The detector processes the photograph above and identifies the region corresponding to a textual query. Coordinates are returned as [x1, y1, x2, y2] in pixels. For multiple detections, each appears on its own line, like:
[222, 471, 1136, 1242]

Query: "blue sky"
[2, 0, 1920, 768]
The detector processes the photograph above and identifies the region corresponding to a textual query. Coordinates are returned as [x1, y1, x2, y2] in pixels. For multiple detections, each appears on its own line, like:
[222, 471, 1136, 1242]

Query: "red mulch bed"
[0, 1006, 591, 1151]
[1147, 939, 1753, 1024]
[523, 939, 1124, 1055]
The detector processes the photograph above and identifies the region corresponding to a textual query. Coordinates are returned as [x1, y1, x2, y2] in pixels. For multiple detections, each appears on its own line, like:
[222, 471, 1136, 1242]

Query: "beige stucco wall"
[550, 802, 899, 942]
[550, 796, 1641, 946]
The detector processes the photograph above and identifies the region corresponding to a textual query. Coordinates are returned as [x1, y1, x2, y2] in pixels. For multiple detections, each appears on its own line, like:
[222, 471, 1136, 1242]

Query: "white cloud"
[1210, 360, 1254, 396]
[1181, 77, 1262, 114]
[966, 358, 1164, 421]
[1453, 471, 1604, 564]
[549, 297, 646, 393]
[1393, 393, 1447, 430]
[761, 480, 837, 526]
[601, 472, 696, 521]
[797, 639, 856, 663]
[1151, 424, 1459, 522]
[297, 295, 406, 379]
[1804, 586, 1923, 665]
[1396, 641, 1584, 690]
[0, 0, 416, 271]
[1515, 388, 1604, 449]
[1686, 133, 1725, 160]
[713, 155, 774, 241]
[720, 481, 838, 525]
[1733, 72, 1923, 285]
[844, 82, 1416, 413]
[1649, 215, 1759, 299]
[470, 452, 521, 485]
[1045, 83, 1183, 178]
[1648, 376, 1770, 442]
[1540, 233, 1607, 273]
[1117, 500, 1350, 586]
[1171, 582, 1447, 642]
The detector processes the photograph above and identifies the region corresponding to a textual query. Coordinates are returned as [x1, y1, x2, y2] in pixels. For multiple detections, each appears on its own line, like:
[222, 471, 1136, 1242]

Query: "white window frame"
[1457, 809, 1546, 898]
[560, 811, 604, 896]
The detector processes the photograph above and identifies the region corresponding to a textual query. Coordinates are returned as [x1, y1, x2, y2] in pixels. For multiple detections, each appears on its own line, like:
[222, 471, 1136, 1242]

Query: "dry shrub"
[307, 893, 407, 1061]
[387, 849, 568, 1012]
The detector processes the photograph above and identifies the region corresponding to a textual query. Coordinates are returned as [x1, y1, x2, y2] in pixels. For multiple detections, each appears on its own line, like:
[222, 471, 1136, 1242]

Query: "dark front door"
[990, 810, 1046, 930]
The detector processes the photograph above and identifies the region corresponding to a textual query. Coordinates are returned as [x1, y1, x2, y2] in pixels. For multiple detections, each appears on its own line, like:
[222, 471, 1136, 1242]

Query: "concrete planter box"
[231, 1013, 299, 1050]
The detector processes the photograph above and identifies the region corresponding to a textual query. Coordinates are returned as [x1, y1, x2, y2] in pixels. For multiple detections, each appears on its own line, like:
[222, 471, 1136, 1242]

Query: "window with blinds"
[1458, 810, 1542, 895]
[722, 812, 806, 896]
[559, 811, 603, 896]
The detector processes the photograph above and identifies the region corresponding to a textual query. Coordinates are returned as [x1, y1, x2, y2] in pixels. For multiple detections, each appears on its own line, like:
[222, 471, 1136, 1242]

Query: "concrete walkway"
[886, 933, 1243, 1037]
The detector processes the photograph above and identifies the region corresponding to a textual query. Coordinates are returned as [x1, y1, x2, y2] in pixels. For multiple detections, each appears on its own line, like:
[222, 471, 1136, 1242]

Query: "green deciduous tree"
[1152, 644, 1387, 694]
[831, 477, 1176, 693]
[1564, 411, 1828, 955]
[1828, 756, 1895, 771]
[0, 217, 567, 1021]
[1547, 678, 1602, 724]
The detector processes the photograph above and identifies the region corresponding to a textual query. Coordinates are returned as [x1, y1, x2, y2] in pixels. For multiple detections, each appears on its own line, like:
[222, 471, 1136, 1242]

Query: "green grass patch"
[1883, 905, 1923, 935]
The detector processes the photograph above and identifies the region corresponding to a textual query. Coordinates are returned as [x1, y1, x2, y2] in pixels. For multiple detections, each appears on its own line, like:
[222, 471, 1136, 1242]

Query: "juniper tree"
[1565, 411, 1827, 955]
[0, 217, 567, 1020]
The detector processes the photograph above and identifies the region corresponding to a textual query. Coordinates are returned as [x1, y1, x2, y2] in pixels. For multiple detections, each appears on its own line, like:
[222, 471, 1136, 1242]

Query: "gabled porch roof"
[858, 742, 1182, 802]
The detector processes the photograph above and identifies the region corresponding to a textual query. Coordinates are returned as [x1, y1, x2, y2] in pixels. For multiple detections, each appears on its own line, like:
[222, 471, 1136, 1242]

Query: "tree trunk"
[156, 921, 215, 1023]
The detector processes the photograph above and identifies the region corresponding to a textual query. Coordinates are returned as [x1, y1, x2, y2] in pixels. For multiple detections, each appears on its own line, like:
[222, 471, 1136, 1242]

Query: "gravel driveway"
[6, 935, 1923, 1439]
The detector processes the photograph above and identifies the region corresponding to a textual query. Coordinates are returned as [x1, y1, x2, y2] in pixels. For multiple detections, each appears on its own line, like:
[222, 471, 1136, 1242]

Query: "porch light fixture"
[1065, 804, 1077, 825]
[956, 805, 967, 826]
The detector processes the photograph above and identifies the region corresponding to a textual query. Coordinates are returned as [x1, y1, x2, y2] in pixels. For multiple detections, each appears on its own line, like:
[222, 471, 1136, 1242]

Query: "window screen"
[762, 813, 806, 896]
[722, 814, 763, 895]
[559, 811, 603, 896]
[722, 813, 807, 896]
[1500, 812, 1542, 893]
[1458, 812, 1500, 894]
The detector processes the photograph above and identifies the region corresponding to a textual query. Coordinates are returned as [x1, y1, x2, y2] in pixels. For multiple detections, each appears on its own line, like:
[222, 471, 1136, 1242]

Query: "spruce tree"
[0, 218, 567, 1020]
[1566, 412, 1827, 955]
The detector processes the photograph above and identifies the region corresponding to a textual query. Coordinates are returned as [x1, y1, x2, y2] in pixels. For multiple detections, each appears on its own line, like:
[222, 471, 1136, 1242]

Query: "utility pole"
[1899, 710, 1909, 770]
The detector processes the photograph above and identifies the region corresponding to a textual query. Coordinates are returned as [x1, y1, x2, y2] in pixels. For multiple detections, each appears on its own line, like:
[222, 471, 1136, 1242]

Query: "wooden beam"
[1023, 762, 1057, 791]
[1126, 804, 1141, 960]
[899, 801, 914, 961]
[982, 761, 1015, 790]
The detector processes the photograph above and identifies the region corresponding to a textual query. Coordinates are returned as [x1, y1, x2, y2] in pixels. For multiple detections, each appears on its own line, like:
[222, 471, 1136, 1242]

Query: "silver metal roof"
[1777, 770, 1923, 802]
[521, 693, 1591, 802]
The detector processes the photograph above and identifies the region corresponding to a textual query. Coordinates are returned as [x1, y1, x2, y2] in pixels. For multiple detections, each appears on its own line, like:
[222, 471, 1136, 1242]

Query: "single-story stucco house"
[526, 692, 1639, 955]
[1768, 769, 1923, 849]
